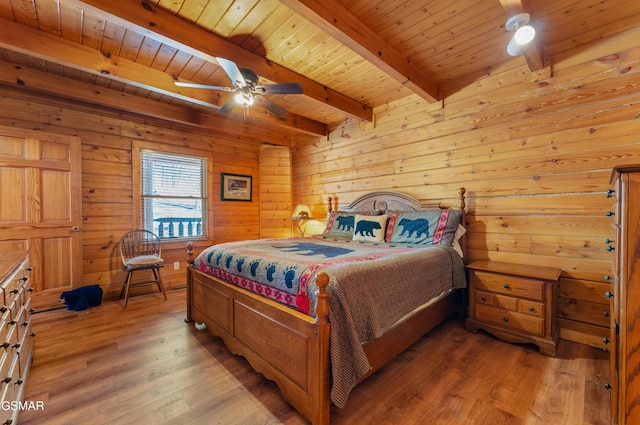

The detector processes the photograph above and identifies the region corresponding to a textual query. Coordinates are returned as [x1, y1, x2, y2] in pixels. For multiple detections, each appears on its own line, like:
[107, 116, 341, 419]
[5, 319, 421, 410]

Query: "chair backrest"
[118, 229, 162, 264]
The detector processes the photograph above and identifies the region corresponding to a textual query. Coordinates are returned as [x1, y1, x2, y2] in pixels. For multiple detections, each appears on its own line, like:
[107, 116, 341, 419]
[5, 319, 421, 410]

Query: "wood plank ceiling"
[0, 0, 638, 143]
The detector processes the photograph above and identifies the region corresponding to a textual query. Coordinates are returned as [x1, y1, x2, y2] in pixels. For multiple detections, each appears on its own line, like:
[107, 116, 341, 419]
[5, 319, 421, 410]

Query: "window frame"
[132, 141, 212, 248]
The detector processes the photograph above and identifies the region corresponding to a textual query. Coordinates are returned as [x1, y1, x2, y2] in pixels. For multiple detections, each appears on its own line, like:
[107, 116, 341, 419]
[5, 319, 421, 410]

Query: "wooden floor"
[18, 288, 611, 425]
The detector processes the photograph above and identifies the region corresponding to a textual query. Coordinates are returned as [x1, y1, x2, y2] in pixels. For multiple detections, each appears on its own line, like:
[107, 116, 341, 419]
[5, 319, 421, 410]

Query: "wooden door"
[0, 126, 83, 311]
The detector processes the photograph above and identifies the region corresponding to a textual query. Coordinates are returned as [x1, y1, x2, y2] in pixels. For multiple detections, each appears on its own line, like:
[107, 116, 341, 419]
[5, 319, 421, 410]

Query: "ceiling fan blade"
[255, 95, 288, 118]
[216, 57, 246, 88]
[174, 81, 233, 91]
[217, 98, 236, 114]
[254, 82, 303, 95]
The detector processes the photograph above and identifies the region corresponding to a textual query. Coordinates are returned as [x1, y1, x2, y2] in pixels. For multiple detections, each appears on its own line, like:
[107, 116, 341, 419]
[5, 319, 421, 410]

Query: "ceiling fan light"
[235, 91, 254, 107]
[514, 25, 536, 45]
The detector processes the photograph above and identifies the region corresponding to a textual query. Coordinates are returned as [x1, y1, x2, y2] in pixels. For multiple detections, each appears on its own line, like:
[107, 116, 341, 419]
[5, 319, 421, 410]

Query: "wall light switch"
[173, 261, 180, 270]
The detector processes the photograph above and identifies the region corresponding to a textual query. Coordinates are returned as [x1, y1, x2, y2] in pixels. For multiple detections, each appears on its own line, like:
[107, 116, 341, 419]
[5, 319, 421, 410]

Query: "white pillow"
[452, 224, 466, 257]
[352, 214, 387, 243]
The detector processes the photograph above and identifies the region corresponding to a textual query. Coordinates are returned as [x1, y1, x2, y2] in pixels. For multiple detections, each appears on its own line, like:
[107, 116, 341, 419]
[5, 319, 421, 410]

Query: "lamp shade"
[291, 204, 312, 219]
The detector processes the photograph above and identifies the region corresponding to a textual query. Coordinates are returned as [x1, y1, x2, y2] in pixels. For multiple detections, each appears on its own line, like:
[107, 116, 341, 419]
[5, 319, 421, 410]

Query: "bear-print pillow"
[352, 214, 388, 243]
[385, 209, 462, 245]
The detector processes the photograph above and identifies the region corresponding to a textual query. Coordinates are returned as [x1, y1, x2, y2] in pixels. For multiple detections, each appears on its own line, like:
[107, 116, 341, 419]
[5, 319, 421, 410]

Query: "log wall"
[291, 47, 640, 348]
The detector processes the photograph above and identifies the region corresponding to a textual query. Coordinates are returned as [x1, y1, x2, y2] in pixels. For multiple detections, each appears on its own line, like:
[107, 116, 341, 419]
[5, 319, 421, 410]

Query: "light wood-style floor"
[19, 288, 611, 425]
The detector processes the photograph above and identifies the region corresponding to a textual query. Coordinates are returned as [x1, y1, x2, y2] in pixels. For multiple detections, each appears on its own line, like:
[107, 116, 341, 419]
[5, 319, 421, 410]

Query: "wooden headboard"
[328, 188, 466, 214]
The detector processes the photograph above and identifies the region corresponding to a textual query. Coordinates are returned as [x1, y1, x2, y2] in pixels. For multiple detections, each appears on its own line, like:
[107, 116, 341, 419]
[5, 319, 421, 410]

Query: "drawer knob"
[481, 296, 487, 302]
[10, 288, 19, 294]
[606, 189, 615, 198]
[606, 211, 615, 216]
[20, 277, 27, 282]
[604, 311, 610, 317]
[604, 275, 611, 281]
[26, 266, 32, 272]
[503, 284, 509, 289]
[604, 383, 612, 390]
[503, 317, 509, 322]
[606, 291, 613, 298]
[606, 246, 615, 252]
[529, 306, 535, 312]
[603, 337, 610, 344]
[0, 306, 6, 314]
[0, 342, 9, 349]
[602, 347, 609, 353]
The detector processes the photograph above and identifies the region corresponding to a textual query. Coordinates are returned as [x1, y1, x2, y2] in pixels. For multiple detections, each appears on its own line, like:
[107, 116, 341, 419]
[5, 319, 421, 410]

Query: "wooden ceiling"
[0, 0, 639, 143]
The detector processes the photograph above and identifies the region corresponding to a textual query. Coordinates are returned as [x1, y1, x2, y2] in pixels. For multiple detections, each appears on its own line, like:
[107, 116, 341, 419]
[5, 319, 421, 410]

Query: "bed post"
[458, 187, 466, 209]
[185, 241, 195, 323]
[313, 271, 331, 425]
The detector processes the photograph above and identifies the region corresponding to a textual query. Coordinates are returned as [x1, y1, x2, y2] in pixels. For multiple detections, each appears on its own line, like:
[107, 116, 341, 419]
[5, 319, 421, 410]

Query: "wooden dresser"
[0, 252, 35, 425]
[465, 260, 561, 357]
[608, 165, 640, 425]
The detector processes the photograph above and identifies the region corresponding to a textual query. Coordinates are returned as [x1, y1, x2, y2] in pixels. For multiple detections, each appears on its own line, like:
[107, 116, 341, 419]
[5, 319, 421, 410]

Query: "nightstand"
[465, 260, 561, 356]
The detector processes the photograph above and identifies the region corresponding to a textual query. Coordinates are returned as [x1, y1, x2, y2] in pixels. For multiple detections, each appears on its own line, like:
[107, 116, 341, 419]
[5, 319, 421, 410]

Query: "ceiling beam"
[64, 0, 372, 122]
[0, 18, 327, 137]
[498, 0, 545, 71]
[0, 61, 301, 144]
[278, 0, 441, 103]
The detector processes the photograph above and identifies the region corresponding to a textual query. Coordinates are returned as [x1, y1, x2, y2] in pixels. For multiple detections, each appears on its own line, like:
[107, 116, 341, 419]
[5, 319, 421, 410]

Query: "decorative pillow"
[323, 211, 359, 239]
[385, 209, 463, 245]
[352, 214, 388, 243]
[323, 210, 381, 239]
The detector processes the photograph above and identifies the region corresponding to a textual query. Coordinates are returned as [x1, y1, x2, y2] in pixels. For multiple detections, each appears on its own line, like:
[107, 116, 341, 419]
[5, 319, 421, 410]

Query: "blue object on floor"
[60, 285, 103, 311]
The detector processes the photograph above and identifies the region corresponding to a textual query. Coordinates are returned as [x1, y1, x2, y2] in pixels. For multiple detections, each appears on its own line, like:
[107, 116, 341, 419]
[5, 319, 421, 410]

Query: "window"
[140, 150, 207, 239]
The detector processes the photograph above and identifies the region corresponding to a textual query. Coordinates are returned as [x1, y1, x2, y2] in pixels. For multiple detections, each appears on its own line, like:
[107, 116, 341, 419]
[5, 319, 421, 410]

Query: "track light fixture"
[506, 13, 536, 56]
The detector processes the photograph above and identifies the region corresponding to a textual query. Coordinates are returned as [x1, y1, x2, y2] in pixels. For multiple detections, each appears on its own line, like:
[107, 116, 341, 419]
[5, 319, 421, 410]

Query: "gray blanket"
[309, 245, 465, 408]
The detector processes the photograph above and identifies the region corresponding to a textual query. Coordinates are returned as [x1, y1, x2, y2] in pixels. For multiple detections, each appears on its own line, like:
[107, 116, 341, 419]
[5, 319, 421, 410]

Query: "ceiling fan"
[174, 57, 303, 118]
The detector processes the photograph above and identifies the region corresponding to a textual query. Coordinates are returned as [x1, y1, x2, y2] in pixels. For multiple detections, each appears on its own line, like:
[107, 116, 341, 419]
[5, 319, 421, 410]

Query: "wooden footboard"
[186, 245, 331, 425]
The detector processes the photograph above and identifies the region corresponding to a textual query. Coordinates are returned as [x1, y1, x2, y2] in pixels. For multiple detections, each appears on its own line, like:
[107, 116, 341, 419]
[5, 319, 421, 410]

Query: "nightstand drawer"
[476, 303, 544, 336]
[471, 270, 544, 301]
[475, 290, 543, 317]
[519, 299, 544, 317]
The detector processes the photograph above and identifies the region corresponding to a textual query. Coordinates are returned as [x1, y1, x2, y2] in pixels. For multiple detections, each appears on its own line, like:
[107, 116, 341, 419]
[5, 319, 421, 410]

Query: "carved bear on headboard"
[60, 285, 103, 311]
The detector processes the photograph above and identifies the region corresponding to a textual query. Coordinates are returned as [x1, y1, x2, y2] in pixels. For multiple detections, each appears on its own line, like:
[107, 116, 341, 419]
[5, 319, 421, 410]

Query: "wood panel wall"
[0, 87, 263, 300]
[259, 144, 293, 239]
[291, 46, 640, 348]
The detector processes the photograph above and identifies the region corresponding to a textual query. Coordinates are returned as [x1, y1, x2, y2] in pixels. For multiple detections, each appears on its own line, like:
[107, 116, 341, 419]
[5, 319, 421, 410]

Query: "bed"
[185, 188, 467, 425]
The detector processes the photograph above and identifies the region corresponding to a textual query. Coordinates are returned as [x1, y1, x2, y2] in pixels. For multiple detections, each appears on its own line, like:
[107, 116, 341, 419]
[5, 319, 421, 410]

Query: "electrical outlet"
[173, 261, 180, 270]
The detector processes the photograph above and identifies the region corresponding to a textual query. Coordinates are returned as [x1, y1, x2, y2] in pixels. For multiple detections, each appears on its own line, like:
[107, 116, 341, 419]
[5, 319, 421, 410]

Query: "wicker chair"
[117, 229, 167, 308]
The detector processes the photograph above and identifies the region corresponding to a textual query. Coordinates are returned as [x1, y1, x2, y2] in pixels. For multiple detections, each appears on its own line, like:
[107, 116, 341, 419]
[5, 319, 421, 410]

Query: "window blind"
[140, 150, 207, 238]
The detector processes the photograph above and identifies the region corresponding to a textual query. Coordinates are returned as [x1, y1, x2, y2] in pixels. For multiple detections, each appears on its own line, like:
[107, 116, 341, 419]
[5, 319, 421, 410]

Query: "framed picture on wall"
[221, 173, 253, 201]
